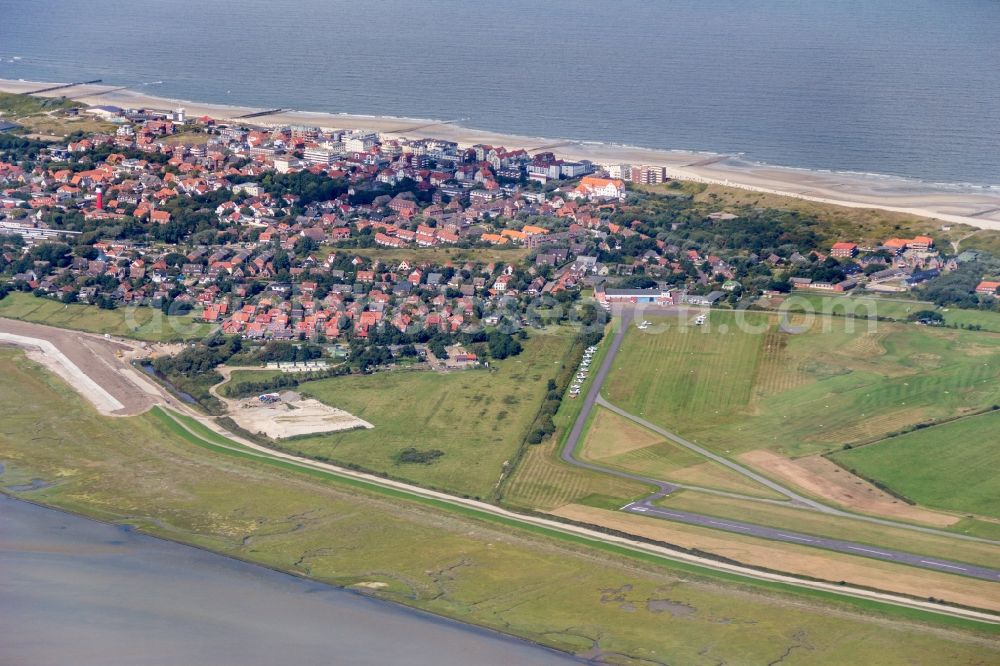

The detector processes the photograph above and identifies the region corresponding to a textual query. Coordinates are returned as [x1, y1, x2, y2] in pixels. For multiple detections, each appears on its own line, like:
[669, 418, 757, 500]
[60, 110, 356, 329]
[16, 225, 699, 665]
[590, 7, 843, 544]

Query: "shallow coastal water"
[1, 0, 998, 185]
[0, 495, 579, 665]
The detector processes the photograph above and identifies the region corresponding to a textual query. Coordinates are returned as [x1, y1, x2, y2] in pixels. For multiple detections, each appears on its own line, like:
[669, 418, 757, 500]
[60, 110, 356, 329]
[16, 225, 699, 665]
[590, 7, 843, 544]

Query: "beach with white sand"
[4, 77, 1000, 230]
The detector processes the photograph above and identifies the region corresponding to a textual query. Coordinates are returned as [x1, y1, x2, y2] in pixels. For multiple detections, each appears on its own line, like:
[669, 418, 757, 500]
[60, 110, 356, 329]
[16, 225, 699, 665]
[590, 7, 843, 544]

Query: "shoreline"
[3, 77, 1000, 231]
[0, 492, 582, 664]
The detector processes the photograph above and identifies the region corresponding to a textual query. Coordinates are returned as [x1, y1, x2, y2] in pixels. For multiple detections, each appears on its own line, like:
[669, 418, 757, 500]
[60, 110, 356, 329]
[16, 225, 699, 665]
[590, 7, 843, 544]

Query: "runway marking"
[625, 508, 999, 581]
[847, 546, 893, 557]
[649, 510, 688, 519]
[921, 560, 968, 572]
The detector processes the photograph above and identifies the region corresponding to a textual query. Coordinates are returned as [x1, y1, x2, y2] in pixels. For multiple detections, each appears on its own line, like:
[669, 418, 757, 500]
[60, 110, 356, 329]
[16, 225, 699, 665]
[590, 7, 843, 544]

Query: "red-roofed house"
[975, 281, 1000, 296]
[830, 242, 858, 258]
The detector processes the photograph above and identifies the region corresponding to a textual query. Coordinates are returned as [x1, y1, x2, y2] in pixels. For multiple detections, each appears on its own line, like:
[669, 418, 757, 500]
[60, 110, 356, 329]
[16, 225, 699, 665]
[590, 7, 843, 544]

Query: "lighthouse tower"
[95, 187, 104, 211]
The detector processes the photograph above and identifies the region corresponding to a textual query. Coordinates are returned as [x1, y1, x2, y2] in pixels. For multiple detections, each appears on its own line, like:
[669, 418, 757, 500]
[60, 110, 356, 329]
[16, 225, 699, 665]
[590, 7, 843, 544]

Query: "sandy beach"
[3, 78, 1000, 231]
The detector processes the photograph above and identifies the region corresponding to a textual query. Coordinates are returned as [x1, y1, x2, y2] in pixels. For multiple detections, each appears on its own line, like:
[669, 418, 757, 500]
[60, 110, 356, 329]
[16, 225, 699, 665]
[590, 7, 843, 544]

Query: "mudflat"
[0, 495, 578, 666]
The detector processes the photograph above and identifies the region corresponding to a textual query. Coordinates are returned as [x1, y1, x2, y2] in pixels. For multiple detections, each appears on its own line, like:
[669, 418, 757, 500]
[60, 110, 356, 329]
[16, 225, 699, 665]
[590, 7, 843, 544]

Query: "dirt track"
[0, 318, 167, 416]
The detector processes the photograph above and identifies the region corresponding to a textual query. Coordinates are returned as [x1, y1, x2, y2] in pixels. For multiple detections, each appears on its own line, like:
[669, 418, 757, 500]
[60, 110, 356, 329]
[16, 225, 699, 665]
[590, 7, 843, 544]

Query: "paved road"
[623, 499, 1000, 583]
[596, 396, 828, 510]
[559, 308, 677, 494]
[5, 318, 997, 620]
[157, 409, 1000, 624]
[558, 306, 1000, 581]
[598, 393, 1000, 544]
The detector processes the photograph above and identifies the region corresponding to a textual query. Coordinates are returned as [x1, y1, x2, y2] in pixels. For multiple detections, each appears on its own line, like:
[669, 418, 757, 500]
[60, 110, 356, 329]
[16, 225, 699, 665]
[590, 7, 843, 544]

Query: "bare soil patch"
[226, 391, 372, 440]
[0, 317, 162, 415]
[739, 449, 959, 527]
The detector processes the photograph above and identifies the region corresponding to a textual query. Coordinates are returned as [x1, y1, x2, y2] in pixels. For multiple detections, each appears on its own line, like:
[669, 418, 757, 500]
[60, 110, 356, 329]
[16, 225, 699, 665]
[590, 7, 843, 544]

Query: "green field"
[603, 311, 1000, 458]
[580, 407, 784, 499]
[758, 294, 1000, 333]
[832, 411, 1000, 519]
[283, 330, 575, 498]
[0, 292, 215, 341]
[219, 368, 288, 397]
[4, 349, 996, 662]
[939, 307, 1000, 333]
[501, 323, 659, 511]
[758, 293, 935, 322]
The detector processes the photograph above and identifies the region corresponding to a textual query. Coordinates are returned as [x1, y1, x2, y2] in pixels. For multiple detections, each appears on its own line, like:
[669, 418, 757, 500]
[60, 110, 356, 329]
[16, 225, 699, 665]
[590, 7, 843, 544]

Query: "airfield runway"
[559, 306, 1000, 583]
[621, 500, 1000, 582]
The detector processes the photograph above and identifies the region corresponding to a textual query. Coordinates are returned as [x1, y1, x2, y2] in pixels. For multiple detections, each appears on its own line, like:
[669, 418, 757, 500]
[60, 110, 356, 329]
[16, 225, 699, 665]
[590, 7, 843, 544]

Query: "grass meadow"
[603, 311, 1000, 458]
[939, 307, 1000, 333]
[832, 410, 1000, 520]
[3, 348, 995, 662]
[0, 292, 215, 341]
[758, 293, 934, 321]
[758, 293, 1000, 333]
[579, 407, 785, 499]
[283, 329, 576, 498]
